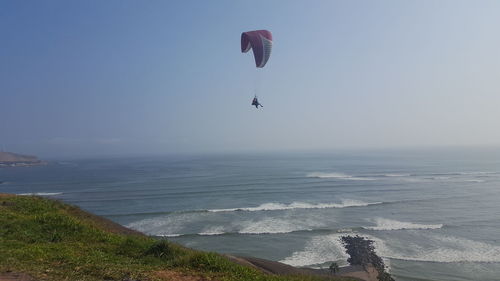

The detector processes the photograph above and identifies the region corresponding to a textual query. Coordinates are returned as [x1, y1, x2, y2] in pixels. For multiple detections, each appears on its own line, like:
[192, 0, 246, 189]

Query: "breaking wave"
[464, 179, 485, 183]
[129, 215, 329, 237]
[237, 217, 322, 235]
[431, 171, 497, 176]
[157, 229, 317, 237]
[305, 170, 498, 182]
[306, 172, 375, 181]
[382, 173, 412, 177]
[208, 200, 382, 213]
[198, 226, 226, 236]
[126, 212, 201, 237]
[157, 234, 182, 238]
[18, 192, 63, 196]
[363, 218, 443, 231]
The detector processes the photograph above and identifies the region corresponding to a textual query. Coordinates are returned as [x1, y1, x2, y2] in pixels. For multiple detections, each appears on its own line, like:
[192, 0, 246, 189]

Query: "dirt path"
[0, 273, 35, 281]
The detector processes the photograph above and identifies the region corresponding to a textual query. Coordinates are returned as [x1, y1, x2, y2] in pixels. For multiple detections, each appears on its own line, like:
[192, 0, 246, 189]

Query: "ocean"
[1, 148, 500, 281]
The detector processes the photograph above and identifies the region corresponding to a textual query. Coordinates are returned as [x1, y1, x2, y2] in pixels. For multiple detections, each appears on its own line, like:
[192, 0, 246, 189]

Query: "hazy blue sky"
[1, 0, 500, 157]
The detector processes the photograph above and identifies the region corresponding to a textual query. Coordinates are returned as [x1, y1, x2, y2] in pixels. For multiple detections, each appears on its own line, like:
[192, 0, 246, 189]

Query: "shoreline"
[225, 255, 378, 281]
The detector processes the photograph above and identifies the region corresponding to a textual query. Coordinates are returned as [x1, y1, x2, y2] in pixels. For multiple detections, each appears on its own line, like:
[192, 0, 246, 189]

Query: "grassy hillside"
[0, 194, 356, 281]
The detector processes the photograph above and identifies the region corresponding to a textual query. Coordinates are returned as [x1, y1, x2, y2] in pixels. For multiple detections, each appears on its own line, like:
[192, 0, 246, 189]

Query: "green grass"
[0, 195, 356, 281]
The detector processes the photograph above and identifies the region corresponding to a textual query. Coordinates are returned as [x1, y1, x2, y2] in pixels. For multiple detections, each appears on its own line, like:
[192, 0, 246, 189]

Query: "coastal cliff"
[0, 152, 46, 167]
[0, 194, 366, 281]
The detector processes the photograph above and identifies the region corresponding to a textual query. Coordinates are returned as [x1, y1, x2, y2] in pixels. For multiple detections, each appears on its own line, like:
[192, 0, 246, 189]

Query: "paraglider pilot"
[252, 96, 263, 108]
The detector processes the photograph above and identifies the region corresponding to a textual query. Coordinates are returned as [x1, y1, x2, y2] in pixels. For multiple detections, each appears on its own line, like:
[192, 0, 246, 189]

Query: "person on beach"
[252, 96, 263, 108]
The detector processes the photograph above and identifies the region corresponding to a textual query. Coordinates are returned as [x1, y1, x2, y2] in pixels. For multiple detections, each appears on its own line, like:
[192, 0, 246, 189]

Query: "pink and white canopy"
[241, 30, 273, 68]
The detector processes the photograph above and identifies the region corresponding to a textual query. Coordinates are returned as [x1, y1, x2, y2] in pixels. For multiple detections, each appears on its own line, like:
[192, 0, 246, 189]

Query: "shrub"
[144, 240, 177, 260]
[116, 237, 147, 258]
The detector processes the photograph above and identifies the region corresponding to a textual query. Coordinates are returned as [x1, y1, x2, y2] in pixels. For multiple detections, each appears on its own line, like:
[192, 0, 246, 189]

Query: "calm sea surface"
[1, 148, 500, 281]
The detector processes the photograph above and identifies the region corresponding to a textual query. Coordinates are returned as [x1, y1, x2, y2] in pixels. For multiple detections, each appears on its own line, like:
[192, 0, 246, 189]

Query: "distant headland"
[0, 151, 47, 167]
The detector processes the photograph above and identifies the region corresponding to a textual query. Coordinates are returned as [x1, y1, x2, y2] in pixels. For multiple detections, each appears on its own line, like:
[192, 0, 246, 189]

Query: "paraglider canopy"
[241, 30, 273, 68]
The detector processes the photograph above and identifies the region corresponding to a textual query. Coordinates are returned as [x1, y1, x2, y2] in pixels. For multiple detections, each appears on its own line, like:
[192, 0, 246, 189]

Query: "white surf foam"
[157, 234, 182, 237]
[18, 192, 63, 196]
[127, 213, 199, 237]
[383, 173, 411, 177]
[306, 172, 375, 181]
[377, 233, 500, 263]
[464, 179, 485, 183]
[208, 200, 382, 213]
[429, 171, 497, 177]
[198, 232, 225, 236]
[280, 234, 350, 267]
[429, 176, 452, 180]
[457, 171, 496, 176]
[363, 218, 443, 231]
[238, 217, 320, 235]
[198, 226, 226, 236]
